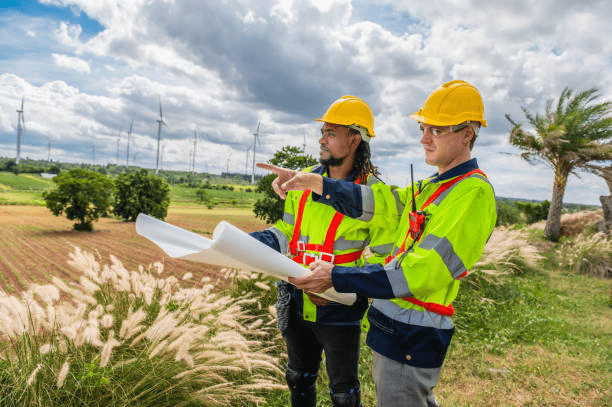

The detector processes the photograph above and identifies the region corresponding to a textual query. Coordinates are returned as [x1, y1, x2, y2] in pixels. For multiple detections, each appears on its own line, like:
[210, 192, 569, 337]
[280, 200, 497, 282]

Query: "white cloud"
[52, 53, 91, 73]
[0, 0, 611, 205]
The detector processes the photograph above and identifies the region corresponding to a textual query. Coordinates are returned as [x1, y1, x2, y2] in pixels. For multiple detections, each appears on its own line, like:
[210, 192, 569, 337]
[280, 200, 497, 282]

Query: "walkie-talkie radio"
[408, 164, 426, 241]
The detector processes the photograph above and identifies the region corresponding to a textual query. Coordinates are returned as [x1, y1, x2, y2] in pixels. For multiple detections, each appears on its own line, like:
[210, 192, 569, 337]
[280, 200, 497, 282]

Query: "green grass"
[0, 172, 55, 205]
[170, 184, 263, 207]
[261, 227, 612, 406]
[0, 172, 56, 191]
[0, 171, 264, 208]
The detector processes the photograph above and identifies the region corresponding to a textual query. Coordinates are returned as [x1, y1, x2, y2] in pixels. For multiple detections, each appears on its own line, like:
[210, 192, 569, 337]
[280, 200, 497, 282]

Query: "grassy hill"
[0, 171, 264, 208]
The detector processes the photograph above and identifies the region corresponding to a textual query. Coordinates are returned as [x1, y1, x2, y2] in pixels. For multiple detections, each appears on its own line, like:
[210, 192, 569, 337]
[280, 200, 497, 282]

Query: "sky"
[1, 0, 611, 206]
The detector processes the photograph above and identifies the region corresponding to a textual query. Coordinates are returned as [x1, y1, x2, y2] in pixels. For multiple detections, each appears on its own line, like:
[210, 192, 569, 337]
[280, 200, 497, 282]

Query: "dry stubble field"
[0, 205, 269, 294]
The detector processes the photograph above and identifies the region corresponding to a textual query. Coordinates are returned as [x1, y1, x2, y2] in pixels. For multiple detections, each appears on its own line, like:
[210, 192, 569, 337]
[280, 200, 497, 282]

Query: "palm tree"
[506, 87, 612, 241]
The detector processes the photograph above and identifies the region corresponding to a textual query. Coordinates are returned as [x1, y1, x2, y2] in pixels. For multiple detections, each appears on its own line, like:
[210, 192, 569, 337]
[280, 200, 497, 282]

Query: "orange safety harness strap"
[388, 169, 488, 317]
[390, 168, 486, 261]
[289, 189, 364, 266]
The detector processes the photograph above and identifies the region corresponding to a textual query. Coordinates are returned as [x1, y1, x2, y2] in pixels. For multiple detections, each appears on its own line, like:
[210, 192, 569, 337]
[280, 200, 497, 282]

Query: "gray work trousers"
[372, 351, 441, 407]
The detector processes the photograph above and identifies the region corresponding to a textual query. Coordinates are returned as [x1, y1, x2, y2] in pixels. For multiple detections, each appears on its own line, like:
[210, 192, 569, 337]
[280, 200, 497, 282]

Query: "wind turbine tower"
[155, 99, 166, 175]
[191, 130, 198, 174]
[251, 121, 261, 184]
[245, 146, 251, 175]
[126, 120, 133, 167]
[116, 132, 121, 164]
[15, 97, 25, 164]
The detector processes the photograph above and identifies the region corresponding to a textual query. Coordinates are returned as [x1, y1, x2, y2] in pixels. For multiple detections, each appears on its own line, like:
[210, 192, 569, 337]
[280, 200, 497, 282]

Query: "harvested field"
[0, 205, 269, 293]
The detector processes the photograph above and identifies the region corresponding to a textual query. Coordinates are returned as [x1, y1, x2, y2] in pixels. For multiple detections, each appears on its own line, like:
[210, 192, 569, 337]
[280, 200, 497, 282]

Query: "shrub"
[515, 200, 550, 224]
[196, 187, 210, 203]
[496, 199, 523, 226]
[113, 169, 170, 221]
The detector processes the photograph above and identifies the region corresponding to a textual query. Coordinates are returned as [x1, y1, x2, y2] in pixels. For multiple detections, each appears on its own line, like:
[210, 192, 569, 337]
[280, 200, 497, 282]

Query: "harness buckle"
[297, 241, 306, 253]
[319, 252, 335, 263]
[303, 252, 319, 264]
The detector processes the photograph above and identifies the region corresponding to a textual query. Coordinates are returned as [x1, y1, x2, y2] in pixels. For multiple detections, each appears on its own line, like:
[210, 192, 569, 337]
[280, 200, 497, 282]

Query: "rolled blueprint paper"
[135, 213, 357, 305]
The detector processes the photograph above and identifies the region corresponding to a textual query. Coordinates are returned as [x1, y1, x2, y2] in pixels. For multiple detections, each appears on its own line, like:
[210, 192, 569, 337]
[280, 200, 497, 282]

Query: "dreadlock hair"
[348, 127, 379, 184]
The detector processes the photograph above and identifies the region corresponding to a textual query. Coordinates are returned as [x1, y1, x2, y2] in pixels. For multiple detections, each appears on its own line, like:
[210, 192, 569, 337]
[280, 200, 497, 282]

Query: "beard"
[319, 154, 345, 167]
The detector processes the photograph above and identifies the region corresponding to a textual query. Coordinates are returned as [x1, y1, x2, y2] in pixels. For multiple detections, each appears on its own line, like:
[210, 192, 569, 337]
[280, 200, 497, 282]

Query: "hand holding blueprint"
[135, 213, 356, 305]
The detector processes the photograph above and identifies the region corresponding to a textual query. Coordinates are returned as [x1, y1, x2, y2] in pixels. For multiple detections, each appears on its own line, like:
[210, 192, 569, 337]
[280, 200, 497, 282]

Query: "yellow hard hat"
[315, 95, 376, 140]
[410, 80, 487, 127]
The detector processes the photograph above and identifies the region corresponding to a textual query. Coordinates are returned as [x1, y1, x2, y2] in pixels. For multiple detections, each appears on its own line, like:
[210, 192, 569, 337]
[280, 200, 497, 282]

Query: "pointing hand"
[256, 163, 324, 198]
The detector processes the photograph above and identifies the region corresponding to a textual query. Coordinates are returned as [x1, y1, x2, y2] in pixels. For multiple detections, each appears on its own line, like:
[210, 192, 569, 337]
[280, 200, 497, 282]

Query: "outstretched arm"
[256, 163, 323, 198]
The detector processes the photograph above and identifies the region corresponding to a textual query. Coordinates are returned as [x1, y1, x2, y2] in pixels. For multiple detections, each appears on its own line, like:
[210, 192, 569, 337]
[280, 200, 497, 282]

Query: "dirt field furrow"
[0, 206, 270, 293]
[0, 230, 66, 290]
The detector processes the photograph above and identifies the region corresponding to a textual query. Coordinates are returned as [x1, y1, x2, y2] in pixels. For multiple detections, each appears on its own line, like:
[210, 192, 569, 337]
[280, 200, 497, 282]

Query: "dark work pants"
[284, 311, 361, 406]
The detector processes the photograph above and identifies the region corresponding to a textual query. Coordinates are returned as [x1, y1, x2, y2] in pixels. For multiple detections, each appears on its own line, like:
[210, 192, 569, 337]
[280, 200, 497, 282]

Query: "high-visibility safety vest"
[289, 189, 365, 266]
[385, 168, 487, 316]
[376, 166, 496, 318]
[270, 166, 398, 324]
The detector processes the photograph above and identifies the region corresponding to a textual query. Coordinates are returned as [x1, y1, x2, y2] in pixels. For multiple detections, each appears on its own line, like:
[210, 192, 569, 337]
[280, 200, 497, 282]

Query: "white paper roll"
[135, 213, 357, 305]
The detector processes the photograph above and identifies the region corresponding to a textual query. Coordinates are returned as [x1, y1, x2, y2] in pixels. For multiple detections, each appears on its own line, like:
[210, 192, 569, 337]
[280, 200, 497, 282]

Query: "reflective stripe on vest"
[387, 168, 488, 317]
[289, 189, 364, 266]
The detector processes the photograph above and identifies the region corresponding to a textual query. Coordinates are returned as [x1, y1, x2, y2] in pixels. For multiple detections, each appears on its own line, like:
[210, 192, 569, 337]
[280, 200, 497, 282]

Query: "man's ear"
[463, 126, 474, 146]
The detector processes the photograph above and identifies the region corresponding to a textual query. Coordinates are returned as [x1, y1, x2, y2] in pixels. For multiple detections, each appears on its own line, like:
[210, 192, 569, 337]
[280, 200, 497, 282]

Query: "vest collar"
[429, 158, 479, 183]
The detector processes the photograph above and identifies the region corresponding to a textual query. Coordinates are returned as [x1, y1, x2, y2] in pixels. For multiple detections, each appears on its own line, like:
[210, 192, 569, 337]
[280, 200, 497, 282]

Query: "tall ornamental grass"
[556, 230, 612, 278]
[0, 247, 285, 406]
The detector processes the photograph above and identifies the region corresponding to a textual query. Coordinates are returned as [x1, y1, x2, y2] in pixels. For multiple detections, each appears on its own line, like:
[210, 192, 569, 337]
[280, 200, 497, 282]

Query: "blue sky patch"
[351, 2, 427, 36]
[1, 1, 104, 40]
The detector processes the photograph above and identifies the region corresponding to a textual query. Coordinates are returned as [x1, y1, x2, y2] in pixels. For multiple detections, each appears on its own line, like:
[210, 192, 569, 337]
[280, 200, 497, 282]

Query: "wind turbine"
[126, 120, 133, 167]
[251, 121, 261, 184]
[16, 97, 25, 164]
[155, 98, 166, 175]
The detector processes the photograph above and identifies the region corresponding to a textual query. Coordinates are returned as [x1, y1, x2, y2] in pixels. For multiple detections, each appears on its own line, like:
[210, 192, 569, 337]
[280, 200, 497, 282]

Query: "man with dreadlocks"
[252, 96, 397, 407]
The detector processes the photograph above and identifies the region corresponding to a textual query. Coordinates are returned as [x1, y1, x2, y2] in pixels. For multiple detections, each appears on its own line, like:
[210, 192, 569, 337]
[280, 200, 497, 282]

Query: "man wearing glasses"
[260, 80, 497, 406]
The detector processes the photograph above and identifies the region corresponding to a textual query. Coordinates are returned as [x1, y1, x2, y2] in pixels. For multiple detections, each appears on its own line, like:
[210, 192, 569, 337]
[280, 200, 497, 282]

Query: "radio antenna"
[411, 164, 417, 212]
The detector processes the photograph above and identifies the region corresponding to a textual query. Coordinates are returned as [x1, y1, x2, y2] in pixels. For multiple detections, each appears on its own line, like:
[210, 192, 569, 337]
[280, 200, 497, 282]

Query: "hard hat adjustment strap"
[348, 125, 371, 142]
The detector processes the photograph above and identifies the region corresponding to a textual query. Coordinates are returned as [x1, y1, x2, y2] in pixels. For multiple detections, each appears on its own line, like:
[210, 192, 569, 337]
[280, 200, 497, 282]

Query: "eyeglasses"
[419, 122, 471, 138]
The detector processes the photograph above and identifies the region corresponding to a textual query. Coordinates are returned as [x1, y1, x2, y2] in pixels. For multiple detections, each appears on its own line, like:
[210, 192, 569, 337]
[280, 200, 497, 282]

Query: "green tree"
[506, 87, 612, 241]
[113, 169, 170, 221]
[253, 146, 318, 224]
[43, 169, 114, 231]
[495, 199, 523, 226]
